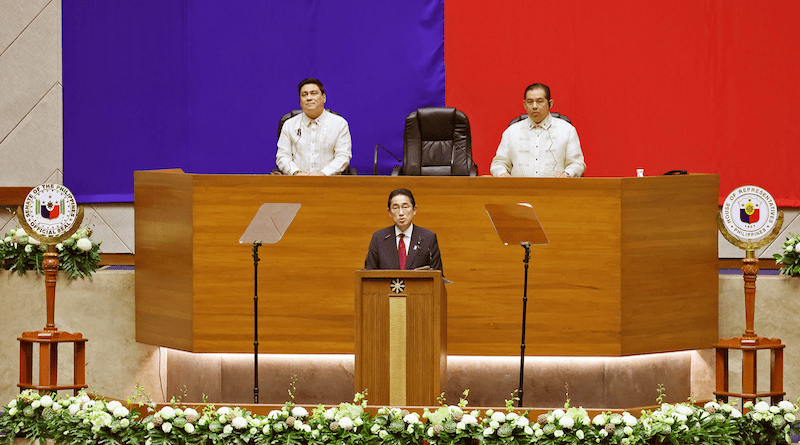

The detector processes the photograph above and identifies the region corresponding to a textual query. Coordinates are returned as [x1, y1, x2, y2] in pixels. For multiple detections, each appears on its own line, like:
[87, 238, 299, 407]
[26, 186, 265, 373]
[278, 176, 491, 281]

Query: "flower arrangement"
[742, 399, 799, 444]
[3, 389, 800, 445]
[0, 226, 102, 280]
[774, 233, 800, 276]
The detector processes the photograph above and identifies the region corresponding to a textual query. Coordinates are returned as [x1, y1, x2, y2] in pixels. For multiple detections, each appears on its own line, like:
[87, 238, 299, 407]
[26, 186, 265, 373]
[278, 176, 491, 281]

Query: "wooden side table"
[18, 330, 88, 395]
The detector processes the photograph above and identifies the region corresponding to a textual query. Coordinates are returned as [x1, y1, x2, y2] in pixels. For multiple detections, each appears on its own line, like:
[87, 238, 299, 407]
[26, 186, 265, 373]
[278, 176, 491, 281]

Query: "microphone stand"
[518, 241, 531, 407]
[252, 241, 262, 404]
[374, 143, 403, 175]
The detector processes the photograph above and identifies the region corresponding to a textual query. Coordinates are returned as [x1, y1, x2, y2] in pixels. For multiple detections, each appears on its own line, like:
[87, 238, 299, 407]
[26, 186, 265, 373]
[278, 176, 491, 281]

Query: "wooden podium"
[354, 270, 447, 406]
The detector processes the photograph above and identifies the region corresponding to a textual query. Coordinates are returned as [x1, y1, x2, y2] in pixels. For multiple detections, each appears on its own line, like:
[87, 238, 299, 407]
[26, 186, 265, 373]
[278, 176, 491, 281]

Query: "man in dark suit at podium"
[365, 188, 443, 273]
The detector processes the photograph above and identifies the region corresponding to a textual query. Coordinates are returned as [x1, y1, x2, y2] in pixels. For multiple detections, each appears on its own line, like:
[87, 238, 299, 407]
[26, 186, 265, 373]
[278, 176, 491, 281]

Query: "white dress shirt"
[395, 224, 414, 256]
[276, 110, 352, 176]
[490, 113, 585, 177]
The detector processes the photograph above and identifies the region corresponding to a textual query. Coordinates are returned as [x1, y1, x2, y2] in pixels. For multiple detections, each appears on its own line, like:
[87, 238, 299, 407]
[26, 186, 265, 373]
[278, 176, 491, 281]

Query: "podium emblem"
[390, 279, 405, 293]
[22, 183, 79, 238]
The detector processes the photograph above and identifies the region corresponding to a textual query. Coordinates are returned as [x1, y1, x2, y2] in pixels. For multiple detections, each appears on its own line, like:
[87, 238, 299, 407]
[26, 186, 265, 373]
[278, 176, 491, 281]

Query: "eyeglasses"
[390, 204, 413, 212]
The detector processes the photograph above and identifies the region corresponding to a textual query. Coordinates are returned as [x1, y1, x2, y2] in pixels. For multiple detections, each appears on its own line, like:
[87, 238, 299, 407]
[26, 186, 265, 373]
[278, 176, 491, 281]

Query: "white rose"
[554, 430, 564, 437]
[490, 420, 500, 429]
[160, 406, 176, 419]
[291, 406, 309, 418]
[162, 422, 173, 433]
[483, 427, 494, 437]
[185, 423, 195, 433]
[552, 409, 565, 419]
[675, 405, 694, 416]
[121, 418, 130, 427]
[24, 244, 33, 253]
[754, 401, 770, 413]
[267, 410, 281, 419]
[354, 417, 363, 426]
[524, 426, 533, 435]
[535, 428, 544, 437]
[40, 395, 54, 408]
[599, 429, 609, 437]
[53, 402, 62, 412]
[506, 412, 519, 421]
[462, 414, 478, 424]
[69, 403, 81, 416]
[184, 408, 199, 418]
[778, 401, 795, 411]
[106, 401, 122, 412]
[624, 426, 634, 435]
[232, 416, 247, 429]
[403, 413, 421, 424]
[324, 408, 336, 420]
[216, 406, 231, 416]
[302, 424, 311, 433]
[491, 411, 506, 423]
[379, 430, 389, 439]
[223, 425, 233, 434]
[576, 429, 584, 440]
[515, 416, 529, 428]
[770, 405, 781, 414]
[372, 424, 381, 433]
[56, 243, 63, 251]
[8, 399, 17, 408]
[32, 400, 41, 409]
[623, 414, 637, 426]
[8, 408, 17, 416]
[558, 416, 574, 429]
[592, 414, 606, 426]
[114, 406, 130, 417]
[784, 413, 796, 423]
[338, 417, 354, 430]
[250, 418, 261, 428]
[77, 238, 93, 251]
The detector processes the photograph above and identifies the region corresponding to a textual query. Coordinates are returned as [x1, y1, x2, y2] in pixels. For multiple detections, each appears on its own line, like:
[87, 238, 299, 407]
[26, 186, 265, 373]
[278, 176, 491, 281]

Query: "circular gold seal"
[22, 183, 80, 238]
[719, 185, 781, 246]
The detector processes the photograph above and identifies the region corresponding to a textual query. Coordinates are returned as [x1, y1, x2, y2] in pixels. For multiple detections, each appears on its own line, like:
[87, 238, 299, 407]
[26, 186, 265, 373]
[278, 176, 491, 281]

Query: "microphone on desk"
[453, 142, 478, 176]
[374, 143, 403, 175]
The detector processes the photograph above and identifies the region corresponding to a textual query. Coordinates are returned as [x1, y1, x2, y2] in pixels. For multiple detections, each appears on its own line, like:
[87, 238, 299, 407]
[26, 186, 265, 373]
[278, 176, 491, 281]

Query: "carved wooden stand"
[17, 249, 88, 395]
[714, 251, 784, 405]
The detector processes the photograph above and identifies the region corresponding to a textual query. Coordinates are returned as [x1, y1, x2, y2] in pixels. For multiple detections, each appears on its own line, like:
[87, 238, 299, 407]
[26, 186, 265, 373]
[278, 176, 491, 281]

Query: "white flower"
[379, 430, 389, 439]
[250, 417, 262, 428]
[754, 401, 770, 413]
[515, 416, 529, 428]
[52, 402, 62, 412]
[106, 401, 122, 412]
[24, 244, 33, 253]
[490, 420, 500, 429]
[769, 405, 781, 414]
[576, 429, 584, 439]
[534, 428, 544, 437]
[354, 417, 363, 426]
[506, 412, 519, 421]
[778, 400, 795, 411]
[7, 399, 17, 408]
[184, 408, 198, 418]
[524, 425, 533, 435]
[785, 413, 796, 423]
[675, 405, 694, 416]
[554, 430, 564, 437]
[76, 238, 92, 251]
[69, 403, 81, 416]
[15, 228, 27, 237]
[491, 411, 506, 423]
[592, 414, 606, 425]
[338, 417, 354, 430]
[558, 415, 574, 429]
[552, 409, 565, 418]
[185, 423, 195, 433]
[159, 406, 176, 419]
[113, 406, 130, 417]
[372, 424, 381, 433]
[623, 414, 637, 426]
[32, 400, 41, 409]
[483, 427, 494, 437]
[223, 425, 233, 434]
[292, 406, 309, 418]
[403, 413, 421, 424]
[462, 414, 478, 424]
[262, 425, 270, 434]
[599, 429, 609, 437]
[40, 395, 54, 408]
[302, 424, 311, 432]
[162, 422, 173, 433]
[56, 243, 63, 251]
[624, 426, 634, 435]
[704, 401, 720, 411]
[8, 408, 17, 416]
[267, 410, 282, 419]
[231, 417, 247, 429]
[216, 407, 231, 416]
[121, 418, 130, 427]
[324, 408, 336, 420]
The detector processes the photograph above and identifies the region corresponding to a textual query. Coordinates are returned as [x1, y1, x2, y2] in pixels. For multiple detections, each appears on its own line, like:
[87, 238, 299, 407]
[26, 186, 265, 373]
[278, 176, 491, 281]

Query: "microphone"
[374, 143, 403, 175]
[453, 141, 478, 176]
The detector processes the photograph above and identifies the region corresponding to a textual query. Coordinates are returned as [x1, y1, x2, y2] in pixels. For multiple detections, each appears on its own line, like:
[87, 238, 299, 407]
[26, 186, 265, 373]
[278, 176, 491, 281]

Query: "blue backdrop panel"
[63, 0, 445, 202]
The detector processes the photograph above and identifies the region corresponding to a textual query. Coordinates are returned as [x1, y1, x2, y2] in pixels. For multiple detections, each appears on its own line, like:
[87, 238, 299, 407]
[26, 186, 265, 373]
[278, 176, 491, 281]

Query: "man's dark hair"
[298, 78, 325, 96]
[388, 188, 416, 208]
[524, 83, 551, 101]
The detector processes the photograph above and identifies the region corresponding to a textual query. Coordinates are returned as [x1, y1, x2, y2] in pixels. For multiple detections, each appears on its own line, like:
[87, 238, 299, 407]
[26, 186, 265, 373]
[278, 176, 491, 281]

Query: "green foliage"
[774, 233, 800, 276]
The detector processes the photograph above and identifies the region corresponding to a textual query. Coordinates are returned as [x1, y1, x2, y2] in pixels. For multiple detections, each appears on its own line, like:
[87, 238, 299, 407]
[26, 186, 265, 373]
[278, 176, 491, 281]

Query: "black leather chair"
[392, 107, 477, 176]
[274, 109, 357, 175]
[508, 111, 572, 127]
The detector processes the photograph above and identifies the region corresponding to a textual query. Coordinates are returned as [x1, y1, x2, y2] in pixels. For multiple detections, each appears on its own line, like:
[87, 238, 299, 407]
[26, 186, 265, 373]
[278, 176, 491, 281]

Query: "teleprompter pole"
[518, 241, 531, 407]
[253, 241, 262, 404]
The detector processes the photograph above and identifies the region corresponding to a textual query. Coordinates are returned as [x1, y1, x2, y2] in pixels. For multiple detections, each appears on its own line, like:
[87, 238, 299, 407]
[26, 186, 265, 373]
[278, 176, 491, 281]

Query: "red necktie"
[398, 234, 406, 270]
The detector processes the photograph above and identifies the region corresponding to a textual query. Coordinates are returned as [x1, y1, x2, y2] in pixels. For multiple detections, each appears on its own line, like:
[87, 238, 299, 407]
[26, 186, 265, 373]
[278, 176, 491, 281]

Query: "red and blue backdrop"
[63, 0, 800, 206]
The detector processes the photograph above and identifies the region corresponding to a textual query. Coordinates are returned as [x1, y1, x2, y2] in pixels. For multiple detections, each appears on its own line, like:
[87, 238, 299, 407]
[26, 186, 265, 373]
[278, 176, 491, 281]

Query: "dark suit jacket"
[364, 225, 443, 273]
